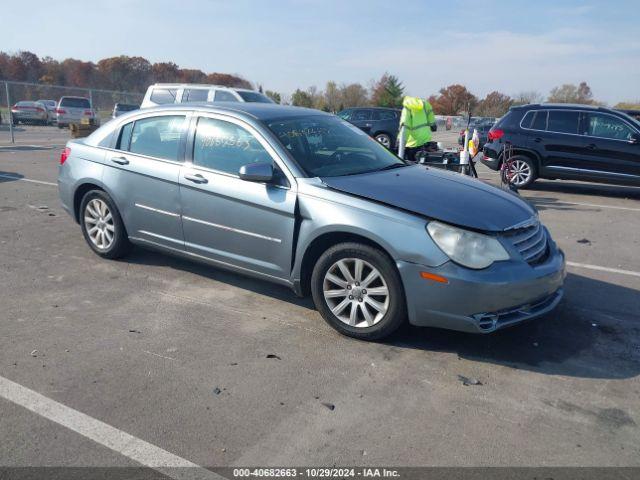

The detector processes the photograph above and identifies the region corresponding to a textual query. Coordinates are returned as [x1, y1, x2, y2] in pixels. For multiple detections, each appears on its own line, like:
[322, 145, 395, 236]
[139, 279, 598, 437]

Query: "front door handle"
[184, 173, 208, 184]
[533, 137, 542, 143]
[587, 143, 597, 150]
[111, 156, 129, 165]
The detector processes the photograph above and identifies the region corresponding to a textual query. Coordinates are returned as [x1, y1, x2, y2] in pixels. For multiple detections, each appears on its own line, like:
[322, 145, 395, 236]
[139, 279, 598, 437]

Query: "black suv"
[338, 107, 400, 149]
[482, 104, 640, 188]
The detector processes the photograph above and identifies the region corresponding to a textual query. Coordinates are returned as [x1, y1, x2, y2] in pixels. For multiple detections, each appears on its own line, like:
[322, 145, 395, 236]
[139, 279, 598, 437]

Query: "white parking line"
[567, 261, 640, 278]
[533, 199, 640, 212]
[0, 173, 57, 187]
[0, 375, 223, 480]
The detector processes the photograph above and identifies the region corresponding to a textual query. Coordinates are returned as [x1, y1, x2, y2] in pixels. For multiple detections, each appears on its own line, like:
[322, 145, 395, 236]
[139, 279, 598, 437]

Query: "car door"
[578, 111, 640, 180]
[350, 109, 373, 134]
[102, 113, 188, 250]
[179, 113, 297, 280]
[528, 109, 585, 175]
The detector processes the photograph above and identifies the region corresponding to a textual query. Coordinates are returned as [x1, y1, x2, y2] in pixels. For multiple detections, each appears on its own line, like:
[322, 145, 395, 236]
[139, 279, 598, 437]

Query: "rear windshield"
[237, 91, 274, 103]
[60, 97, 91, 108]
[116, 104, 138, 112]
[16, 101, 35, 106]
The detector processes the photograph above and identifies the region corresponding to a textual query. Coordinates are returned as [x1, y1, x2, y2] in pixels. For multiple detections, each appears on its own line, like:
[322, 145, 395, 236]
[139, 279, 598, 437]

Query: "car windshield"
[237, 91, 274, 103]
[267, 115, 405, 177]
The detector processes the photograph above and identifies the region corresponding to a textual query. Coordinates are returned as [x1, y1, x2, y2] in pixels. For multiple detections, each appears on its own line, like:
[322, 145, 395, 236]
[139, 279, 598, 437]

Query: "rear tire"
[311, 242, 406, 340]
[506, 155, 537, 189]
[374, 133, 392, 149]
[79, 190, 131, 259]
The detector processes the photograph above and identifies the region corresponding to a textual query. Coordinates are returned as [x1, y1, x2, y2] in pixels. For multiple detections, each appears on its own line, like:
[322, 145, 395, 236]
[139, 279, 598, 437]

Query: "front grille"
[503, 221, 548, 265]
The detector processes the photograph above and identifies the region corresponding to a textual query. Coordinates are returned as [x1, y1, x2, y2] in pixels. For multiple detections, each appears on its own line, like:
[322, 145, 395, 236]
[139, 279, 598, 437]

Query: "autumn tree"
[323, 81, 342, 112]
[512, 90, 544, 106]
[547, 81, 594, 104]
[265, 90, 282, 103]
[613, 101, 640, 110]
[429, 84, 478, 115]
[340, 82, 369, 108]
[371, 73, 404, 108]
[151, 62, 180, 83]
[476, 91, 513, 117]
[291, 88, 314, 107]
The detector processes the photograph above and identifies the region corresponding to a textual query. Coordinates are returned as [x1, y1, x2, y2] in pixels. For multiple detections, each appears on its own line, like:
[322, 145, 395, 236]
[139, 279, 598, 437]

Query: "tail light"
[83, 110, 92, 116]
[59, 147, 71, 165]
[56, 108, 66, 114]
[488, 129, 504, 141]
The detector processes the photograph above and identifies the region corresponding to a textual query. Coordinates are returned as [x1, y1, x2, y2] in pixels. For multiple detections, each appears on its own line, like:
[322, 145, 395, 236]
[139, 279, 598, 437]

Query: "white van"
[140, 84, 274, 108]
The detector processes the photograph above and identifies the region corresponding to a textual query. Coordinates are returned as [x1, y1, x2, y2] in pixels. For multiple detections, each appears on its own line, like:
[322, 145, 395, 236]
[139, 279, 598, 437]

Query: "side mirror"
[238, 161, 274, 183]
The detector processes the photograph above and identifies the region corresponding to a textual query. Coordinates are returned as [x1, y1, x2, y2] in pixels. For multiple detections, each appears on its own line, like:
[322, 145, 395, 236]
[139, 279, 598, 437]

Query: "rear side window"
[237, 91, 274, 103]
[531, 111, 548, 130]
[547, 110, 579, 134]
[150, 88, 177, 105]
[182, 89, 209, 103]
[214, 90, 239, 102]
[372, 110, 397, 120]
[60, 97, 91, 108]
[193, 117, 272, 175]
[520, 111, 534, 128]
[352, 110, 372, 121]
[128, 115, 187, 161]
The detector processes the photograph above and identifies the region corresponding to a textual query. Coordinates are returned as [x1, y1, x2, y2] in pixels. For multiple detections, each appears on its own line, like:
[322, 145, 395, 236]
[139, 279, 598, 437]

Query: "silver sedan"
[58, 103, 565, 340]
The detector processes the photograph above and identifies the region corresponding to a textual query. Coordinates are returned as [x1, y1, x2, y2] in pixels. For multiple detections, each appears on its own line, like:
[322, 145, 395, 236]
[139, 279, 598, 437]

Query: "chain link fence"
[1, 81, 143, 144]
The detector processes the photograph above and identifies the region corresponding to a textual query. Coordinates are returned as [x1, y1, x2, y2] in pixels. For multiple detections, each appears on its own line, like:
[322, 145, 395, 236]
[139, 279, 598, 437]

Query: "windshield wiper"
[376, 163, 407, 172]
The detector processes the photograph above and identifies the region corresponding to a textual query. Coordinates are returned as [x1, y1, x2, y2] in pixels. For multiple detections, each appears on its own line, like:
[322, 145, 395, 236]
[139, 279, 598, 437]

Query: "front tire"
[79, 190, 131, 259]
[311, 242, 406, 340]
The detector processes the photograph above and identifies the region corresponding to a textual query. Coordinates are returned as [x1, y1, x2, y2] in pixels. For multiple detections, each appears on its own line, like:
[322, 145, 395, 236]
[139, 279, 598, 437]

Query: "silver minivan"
[56, 96, 96, 128]
[140, 83, 274, 108]
[58, 103, 565, 340]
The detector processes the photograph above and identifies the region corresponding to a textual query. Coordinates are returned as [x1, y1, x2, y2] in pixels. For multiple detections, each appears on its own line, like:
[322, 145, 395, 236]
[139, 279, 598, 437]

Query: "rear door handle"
[110, 156, 129, 165]
[184, 173, 208, 184]
[533, 137, 542, 143]
[587, 143, 597, 150]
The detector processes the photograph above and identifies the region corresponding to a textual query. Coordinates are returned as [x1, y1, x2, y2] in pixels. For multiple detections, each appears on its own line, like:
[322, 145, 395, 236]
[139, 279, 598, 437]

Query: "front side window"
[128, 115, 187, 161]
[182, 89, 209, 103]
[547, 110, 579, 134]
[583, 113, 635, 141]
[193, 117, 273, 175]
[150, 88, 177, 105]
[214, 90, 239, 102]
[373, 110, 397, 120]
[267, 115, 404, 177]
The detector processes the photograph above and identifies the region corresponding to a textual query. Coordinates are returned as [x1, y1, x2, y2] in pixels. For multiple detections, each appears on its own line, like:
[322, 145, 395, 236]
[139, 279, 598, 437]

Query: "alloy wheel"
[375, 134, 391, 148]
[323, 258, 390, 328]
[508, 160, 532, 187]
[84, 199, 115, 250]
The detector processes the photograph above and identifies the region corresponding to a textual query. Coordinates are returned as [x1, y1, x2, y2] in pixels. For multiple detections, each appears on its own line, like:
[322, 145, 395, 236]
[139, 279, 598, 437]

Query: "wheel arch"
[296, 230, 397, 297]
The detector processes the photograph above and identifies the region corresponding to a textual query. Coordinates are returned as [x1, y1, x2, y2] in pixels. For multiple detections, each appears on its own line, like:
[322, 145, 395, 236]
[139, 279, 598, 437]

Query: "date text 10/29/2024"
[233, 468, 401, 478]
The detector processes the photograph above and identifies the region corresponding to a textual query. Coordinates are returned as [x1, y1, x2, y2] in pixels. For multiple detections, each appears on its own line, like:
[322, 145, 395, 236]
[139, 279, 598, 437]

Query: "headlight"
[427, 221, 509, 269]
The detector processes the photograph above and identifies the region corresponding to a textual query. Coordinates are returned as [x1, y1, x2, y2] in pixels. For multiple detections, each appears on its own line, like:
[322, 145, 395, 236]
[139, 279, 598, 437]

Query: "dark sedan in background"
[338, 107, 400, 149]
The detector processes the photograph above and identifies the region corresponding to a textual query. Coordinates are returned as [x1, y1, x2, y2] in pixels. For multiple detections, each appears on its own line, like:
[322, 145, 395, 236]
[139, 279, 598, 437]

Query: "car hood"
[320, 165, 536, 231]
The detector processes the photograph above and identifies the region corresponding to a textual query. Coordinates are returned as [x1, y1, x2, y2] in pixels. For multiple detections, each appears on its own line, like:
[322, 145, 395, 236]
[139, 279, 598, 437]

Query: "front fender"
[292, 189, 449, 280]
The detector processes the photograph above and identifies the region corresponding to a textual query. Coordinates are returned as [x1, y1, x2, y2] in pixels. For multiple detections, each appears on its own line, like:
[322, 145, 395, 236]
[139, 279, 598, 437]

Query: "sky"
[4, 0, 640, 104]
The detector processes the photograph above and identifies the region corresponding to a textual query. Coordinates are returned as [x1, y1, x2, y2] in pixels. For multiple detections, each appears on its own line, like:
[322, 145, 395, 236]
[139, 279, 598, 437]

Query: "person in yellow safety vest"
[398, 96, 437, 162]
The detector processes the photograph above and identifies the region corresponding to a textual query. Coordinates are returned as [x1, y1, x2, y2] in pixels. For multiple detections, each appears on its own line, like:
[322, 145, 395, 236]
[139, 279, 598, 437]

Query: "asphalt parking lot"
[1, 126, 639, 474]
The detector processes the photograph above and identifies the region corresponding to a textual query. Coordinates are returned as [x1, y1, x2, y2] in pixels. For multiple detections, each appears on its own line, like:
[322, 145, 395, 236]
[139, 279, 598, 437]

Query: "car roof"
[515, 103, 618, 112]
[140, 102, 331, 122]
[149, 83, 255, 93]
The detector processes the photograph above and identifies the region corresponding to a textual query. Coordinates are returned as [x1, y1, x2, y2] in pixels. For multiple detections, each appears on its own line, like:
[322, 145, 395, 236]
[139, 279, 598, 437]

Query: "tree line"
[0, 50, 253, 93]
[2, 51, 637, 114]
